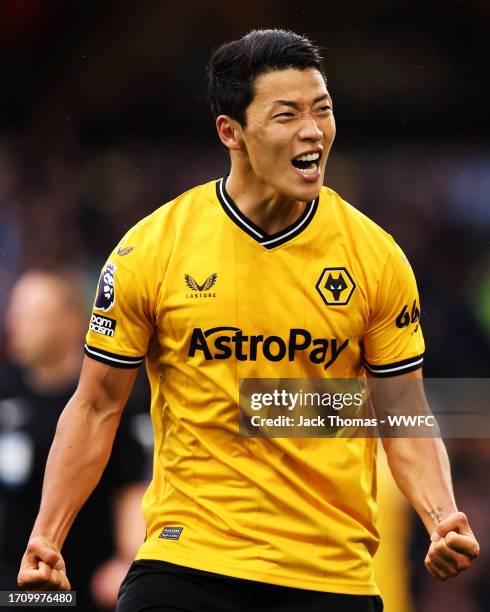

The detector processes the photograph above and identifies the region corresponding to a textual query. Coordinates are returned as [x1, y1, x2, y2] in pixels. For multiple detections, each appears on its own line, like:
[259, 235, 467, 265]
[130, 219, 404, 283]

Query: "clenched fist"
[18, 536, 71, 591]
[425, 512, 480, 580]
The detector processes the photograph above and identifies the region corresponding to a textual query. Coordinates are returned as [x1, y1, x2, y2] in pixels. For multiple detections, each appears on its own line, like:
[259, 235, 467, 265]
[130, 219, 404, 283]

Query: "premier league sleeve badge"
[95, 262, 116, 311]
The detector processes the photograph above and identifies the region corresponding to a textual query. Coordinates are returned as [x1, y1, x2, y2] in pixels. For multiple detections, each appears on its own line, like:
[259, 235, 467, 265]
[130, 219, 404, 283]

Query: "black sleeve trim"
[364, 354, 424, 377]
[84, 344, 145, 369]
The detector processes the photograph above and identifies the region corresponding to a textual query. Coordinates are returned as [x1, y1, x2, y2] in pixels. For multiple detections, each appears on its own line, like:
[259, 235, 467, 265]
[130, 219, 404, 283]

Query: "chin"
[286, 168, 325, 201]
[286, 180, 322, 203]
[268, 170, 324, 203]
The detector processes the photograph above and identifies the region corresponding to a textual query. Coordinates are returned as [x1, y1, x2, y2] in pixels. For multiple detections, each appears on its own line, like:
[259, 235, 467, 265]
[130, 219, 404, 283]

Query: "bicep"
[367, 368, 425, 413]
[377, 369, 422, 380]
[367, 368, 433, 445]
[74, 356, 140, 417]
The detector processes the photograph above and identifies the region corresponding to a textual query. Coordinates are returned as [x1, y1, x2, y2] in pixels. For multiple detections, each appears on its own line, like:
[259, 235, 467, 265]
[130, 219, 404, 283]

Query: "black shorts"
[117, 560, 384, 612]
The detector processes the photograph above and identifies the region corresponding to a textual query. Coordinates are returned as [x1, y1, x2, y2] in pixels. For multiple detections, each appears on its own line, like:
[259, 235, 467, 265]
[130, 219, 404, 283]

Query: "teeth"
[299, 163, 317, 175]
[295, 152, 320, 162]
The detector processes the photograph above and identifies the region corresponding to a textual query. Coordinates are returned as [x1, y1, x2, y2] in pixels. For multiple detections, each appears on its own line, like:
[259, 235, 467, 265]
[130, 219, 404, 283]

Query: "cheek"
[325, 116, 336, 141]
[247, 129, 288, 168]
[16, 310, 53, 346]
[261, 144, 284, 167]
[7, 313, 31, 344]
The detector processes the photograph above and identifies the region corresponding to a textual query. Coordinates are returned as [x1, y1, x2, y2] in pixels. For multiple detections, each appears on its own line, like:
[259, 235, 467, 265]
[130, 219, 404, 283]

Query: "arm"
[18, 356, 139, 591]
[371, 370, 480, 580]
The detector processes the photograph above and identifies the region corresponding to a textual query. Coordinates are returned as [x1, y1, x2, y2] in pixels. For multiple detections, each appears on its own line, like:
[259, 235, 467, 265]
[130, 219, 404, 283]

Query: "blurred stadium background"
[0, 1, 488, 610]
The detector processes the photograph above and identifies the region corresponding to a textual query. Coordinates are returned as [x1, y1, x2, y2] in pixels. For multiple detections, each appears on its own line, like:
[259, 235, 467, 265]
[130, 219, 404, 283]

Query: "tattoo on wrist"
[428, 505, 445, 524]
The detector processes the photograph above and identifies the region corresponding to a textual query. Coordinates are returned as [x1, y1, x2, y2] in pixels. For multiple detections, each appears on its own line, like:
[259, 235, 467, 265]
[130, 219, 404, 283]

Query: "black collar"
[216, 178, 319, 249]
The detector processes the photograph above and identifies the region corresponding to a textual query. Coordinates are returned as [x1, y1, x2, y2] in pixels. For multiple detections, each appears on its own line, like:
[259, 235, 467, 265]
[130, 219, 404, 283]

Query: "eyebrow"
[272, 94, 331, 109]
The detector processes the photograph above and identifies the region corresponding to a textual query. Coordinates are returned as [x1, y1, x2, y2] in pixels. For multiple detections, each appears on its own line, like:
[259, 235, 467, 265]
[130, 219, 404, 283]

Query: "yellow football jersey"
[85, 178, 424, 595]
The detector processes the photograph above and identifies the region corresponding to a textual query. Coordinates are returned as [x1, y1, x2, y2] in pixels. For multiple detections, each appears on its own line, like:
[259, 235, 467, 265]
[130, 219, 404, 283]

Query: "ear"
[216, 115, 244, 151]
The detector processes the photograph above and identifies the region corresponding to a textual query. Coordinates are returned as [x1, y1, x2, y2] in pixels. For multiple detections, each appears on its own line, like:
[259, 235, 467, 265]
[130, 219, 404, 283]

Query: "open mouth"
[291, 152, 321, 176]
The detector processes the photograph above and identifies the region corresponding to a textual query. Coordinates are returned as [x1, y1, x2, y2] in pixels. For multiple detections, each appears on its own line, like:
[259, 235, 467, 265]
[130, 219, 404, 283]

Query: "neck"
[225, 167, 308, 235]
[25, 350, 82, 394]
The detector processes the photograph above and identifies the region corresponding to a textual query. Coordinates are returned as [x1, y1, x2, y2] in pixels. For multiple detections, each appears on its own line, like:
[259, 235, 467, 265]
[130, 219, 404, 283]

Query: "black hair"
[207, 29, 326, 126]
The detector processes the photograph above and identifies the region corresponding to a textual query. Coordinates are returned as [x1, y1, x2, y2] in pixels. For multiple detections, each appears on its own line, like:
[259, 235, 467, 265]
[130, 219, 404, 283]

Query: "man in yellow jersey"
[18, 30, 479, 612]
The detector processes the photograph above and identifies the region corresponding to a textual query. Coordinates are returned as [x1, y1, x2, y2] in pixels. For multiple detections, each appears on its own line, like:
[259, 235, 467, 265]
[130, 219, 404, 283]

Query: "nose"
[298, 116, 323, 141]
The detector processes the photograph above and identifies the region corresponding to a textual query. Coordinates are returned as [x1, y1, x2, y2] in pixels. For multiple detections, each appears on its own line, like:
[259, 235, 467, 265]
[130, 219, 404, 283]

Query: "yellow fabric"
[85, 179, 424, 594]
[373, 445, 414, 612]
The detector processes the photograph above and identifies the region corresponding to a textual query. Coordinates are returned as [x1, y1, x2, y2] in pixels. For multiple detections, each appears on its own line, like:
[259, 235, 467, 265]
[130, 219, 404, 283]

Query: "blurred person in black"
[0, 268, 148, 610]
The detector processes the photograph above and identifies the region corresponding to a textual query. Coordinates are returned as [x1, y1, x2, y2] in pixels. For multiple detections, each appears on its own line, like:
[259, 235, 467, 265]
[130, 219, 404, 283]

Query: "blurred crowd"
[0, 1, 489, 610]
[1, 130, 488, 375]
[0, 123, 488, 612]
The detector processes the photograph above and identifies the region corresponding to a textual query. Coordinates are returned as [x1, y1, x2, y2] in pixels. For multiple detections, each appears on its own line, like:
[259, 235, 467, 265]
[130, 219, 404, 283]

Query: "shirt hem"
[134, 545, 379, 596]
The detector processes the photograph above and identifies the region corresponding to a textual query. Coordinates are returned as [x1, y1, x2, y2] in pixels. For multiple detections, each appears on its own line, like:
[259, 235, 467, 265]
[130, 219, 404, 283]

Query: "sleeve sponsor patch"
[95, 262, 116, 312]
[90, 314, 117, 337]
[395, 299, 420, 329]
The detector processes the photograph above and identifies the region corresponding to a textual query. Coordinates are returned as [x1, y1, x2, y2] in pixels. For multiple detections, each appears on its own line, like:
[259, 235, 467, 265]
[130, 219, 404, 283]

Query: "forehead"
[251, 68, 329, 107]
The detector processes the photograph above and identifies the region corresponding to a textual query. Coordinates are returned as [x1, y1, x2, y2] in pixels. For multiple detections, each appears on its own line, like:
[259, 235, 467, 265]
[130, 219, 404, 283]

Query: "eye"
[273, 112, 294, 119]
[317, 105, 331, 113]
